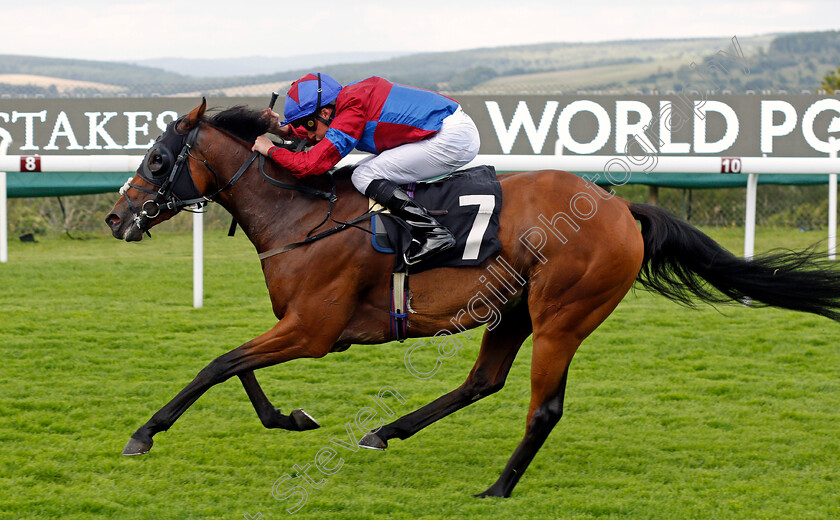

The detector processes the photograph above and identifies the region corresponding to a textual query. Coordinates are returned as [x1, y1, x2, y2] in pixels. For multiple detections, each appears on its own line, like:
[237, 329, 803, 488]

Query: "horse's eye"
[148, 151, 164, 173]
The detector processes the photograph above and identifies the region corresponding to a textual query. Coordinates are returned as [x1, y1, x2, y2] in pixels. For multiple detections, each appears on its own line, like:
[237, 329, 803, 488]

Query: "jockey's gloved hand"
[267, 137, 307, 153]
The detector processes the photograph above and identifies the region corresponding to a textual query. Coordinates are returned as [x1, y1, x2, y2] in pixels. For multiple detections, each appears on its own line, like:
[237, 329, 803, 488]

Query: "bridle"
[121, 120, 205, 236]
[122, 118, 336, 235]
[120, 118, 375, 257]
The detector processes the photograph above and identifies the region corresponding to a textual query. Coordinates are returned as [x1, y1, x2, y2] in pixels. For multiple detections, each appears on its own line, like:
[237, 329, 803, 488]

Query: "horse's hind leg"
[238, 371, 320, 431]
[476, 265, 635, 497]
[475, 330, 576, 498]
[359, 304, 532, 449]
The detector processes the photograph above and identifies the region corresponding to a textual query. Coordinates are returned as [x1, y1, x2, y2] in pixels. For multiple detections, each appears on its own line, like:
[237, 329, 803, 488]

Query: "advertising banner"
[1, 94, 839, 196]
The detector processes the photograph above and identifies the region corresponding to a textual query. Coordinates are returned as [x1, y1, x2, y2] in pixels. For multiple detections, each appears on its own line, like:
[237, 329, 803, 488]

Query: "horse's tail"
[628, 202, 840, 321]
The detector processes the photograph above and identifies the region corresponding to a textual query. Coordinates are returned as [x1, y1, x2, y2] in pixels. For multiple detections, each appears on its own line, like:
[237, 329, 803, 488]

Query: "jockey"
[252, 73, 480, 265]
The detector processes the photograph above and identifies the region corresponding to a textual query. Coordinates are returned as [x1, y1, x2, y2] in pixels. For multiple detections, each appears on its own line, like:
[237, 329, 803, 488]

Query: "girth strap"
[391, 271, 409, 342]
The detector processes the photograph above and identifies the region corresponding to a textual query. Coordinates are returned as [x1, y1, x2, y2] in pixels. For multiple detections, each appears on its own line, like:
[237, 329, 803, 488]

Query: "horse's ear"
[180, 97, 207, 131]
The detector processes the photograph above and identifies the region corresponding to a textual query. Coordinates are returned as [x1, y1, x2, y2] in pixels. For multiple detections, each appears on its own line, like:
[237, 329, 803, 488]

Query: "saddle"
[369, 165, 503, 274]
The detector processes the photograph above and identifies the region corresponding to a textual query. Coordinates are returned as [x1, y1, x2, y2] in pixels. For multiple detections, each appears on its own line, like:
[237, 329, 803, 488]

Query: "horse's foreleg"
[122, 317, 330, 456]
[359, 305, 531, 450]
[238, 370, 320, 431]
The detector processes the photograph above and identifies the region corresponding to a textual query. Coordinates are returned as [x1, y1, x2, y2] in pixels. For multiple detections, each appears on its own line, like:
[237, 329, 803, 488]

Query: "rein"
[254, 153, 386, 259]
[258, 207, 386, 260]
[257, 154, 334, 202]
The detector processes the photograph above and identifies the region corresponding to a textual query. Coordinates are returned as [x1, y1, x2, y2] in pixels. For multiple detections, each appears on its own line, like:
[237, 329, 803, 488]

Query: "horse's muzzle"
[105, 211, 144, 241]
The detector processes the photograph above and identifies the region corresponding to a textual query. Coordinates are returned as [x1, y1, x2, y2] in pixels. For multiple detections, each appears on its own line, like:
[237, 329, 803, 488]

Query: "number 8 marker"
[21, 156, 41, 172]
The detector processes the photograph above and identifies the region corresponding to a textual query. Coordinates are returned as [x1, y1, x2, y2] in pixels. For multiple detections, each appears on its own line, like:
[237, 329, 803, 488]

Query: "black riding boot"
[366, 179, 456, 265]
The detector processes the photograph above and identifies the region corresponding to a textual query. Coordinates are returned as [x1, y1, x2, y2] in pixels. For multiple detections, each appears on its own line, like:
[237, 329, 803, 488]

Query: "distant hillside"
[0, 55, 189, 86]
[128, 52, 413, 77]
[459, 32, 840, 94]
[0, 31, 837, 98]
[243, 36, 775, 92]
[619, 30, 840, 93]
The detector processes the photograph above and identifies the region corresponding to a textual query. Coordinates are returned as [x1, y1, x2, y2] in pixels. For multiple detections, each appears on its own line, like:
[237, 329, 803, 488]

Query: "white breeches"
[350, 106, 481, 194]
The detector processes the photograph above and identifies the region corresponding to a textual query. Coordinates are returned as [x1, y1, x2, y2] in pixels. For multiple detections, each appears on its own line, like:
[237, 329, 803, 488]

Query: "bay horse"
[105, 99, 840, 498]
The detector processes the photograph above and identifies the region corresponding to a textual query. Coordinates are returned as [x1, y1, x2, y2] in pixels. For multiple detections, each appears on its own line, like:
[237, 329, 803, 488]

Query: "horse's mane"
[201, 106, 358, 180]
[204, 106, 270, 143]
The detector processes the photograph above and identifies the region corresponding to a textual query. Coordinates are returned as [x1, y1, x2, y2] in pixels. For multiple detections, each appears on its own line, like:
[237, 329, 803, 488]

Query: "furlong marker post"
[193, 210, 203, 308]
[0, 133, 8, 263]
[829, 138, 838, 261]
[1, 154, 838, 307]
[744, 170, 759, 260]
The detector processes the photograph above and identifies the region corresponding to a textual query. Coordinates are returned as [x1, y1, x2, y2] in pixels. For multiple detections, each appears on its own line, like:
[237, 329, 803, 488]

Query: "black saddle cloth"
[372, 165, 502, 274]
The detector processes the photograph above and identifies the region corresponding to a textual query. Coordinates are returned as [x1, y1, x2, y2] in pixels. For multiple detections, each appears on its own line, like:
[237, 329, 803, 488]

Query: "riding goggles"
[290, 116, 318, 130]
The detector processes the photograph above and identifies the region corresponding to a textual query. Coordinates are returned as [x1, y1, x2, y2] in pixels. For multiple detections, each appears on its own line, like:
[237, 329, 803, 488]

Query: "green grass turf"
[1, 226, 839, 520]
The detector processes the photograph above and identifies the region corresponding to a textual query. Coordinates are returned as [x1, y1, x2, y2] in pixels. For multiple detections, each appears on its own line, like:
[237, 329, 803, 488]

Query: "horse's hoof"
[122, 436, 152, 456]
[474, 486, 509, 498]
[358, 432, 387, 450]
[291, 409, 320, 431]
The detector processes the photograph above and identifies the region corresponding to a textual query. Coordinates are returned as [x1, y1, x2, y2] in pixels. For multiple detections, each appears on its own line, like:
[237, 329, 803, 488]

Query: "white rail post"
[193, 209, 203, 308]
[744, 172, 759, 260]
[829, 137, 838, 261]
[0, 130, 10, 264]
[0, 170, 5, 264]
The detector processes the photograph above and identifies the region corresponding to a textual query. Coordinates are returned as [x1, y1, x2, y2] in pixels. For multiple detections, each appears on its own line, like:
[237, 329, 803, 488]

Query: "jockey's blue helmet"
[281, 73, 343, 127]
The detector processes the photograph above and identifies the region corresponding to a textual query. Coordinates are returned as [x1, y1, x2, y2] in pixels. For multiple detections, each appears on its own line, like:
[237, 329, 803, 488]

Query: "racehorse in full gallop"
[105, 99, 840, 498]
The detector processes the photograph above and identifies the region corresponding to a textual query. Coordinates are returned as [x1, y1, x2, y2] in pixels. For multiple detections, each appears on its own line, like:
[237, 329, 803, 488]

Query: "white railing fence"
[1, 149, 838, 307]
